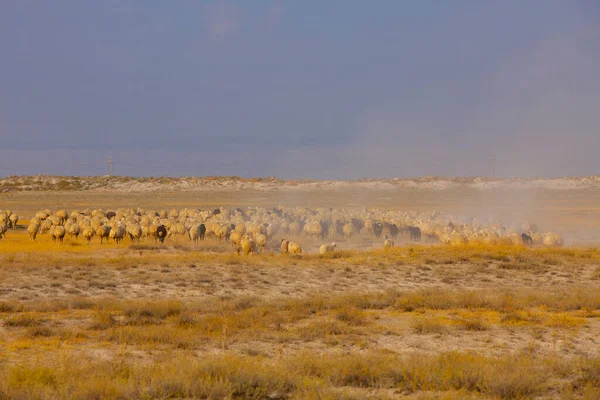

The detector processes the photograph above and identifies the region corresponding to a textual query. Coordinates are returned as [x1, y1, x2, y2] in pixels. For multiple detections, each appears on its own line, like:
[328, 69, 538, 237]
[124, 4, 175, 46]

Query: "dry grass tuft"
[457, 317, 490, 331]
[335, 307, 369, 327]
[121, 299, 183, 324]
[411, 317, 447, 335]
[4, 314, 43, 327]
[88, 311, 117, 330]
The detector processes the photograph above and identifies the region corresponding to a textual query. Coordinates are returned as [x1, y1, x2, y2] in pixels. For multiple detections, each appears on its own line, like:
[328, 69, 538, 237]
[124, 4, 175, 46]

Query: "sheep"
[373, 221, 383, 238]
[342, 223, 357, 238]
[521, 233, 533, 246]
[96, 225, 111, 244]
[351, 218, 364, 234]
[319, 242, 337, 254]
[238, 235, 256, 255]
[80, 226, 94, 244]
[381, 222, 399, 239]
[48, 215, 61, 227]
[8, 213, 18, 230]
[255, 233, 267, 253]
[149, 224, 159, 239]
[229, 230, 243, 249]
[363, 219, 375, 235]
[126, 223, 142, 243]
[70, 210, 81, 222]
[27, 223, 40, 241]
[288, 241, 302, 254]
[265, 223, 278, 240]
[408, 226, 421, 242]
[0, 203, 567, 255]
[55, 210, 68, 224]
[35, 210, 49, 221]
[383, 235, 394, 249]
[109, 225, 126, 244]
[288, 221, 301, 236]
[156, 225, 167, 243]
[169, 222, 186, 239]
[51, 225, 66, 243]
[189, 223, 206, 245]
[280, 239, 290, 254]
[234, 222, 246, 235]
[542, 232, 564, 247]
[305, 221, 324, 239]
[0, 223, 7, 239]
[68, 223, 81, 240]
[215, 225, 232, 242]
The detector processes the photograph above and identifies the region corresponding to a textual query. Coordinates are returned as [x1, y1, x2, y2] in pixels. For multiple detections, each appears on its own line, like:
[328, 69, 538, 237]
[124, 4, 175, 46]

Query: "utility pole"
[491, 153, 495, 179]
[109, 157, 113, 177]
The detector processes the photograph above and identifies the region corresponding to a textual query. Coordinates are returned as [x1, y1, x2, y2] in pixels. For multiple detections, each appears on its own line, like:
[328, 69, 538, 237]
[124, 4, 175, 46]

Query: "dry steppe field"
[1, 177, 600, 399]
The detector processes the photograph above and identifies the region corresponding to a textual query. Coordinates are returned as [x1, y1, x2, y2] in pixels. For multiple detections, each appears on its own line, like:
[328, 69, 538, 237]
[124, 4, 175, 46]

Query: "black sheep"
[156, 225, 167, 243]
[521, 233, 533, 246]
[373, 221, 383, 238]
[409, 226, 421, 242]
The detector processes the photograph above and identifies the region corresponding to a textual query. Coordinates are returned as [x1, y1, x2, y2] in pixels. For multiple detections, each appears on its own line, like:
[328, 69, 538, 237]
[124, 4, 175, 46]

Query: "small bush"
[411, 317, 447, 334]
[4, 315, 42, 327]
[121, 299, 183, 323]
[335, 307, 368, 327]
[458, 317, 489, 331]
[27, 326, 54, 338]
[0, 301, 17, 312]
[88, 312, 116, 330]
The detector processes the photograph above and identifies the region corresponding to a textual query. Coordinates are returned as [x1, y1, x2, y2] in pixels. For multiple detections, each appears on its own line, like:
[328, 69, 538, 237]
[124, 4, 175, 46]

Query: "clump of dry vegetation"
[1, 348, 599, 399]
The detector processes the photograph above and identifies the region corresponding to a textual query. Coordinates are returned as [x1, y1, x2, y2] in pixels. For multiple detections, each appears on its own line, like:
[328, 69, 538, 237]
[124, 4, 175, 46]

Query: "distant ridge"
[1, 175, 600, 193]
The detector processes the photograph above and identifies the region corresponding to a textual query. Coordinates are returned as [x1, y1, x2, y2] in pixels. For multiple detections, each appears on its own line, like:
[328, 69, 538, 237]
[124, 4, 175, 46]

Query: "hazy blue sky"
[1, 1, 598, 178]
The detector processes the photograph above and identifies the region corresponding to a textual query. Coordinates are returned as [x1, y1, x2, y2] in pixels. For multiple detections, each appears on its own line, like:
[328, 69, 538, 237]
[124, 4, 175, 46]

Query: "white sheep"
[383, 236, 394, 249]
[27, 223, 40, 241]
[126, 223, 142, 242]
[51, 225, 66, 243]
[238, 235, 256, 255]
[229, 230, 243, 248]
[55, 210, 68, 224]
[288, 241, 302, 254]
[82, 226, 95, 244]
[8, 213, 18, 230]
[255, 233, 267, 253]
[68, 223, 81, 240]
[96, 225, 111, 244]
[109, 225, 126, 244]
[319, 242, 337, 254]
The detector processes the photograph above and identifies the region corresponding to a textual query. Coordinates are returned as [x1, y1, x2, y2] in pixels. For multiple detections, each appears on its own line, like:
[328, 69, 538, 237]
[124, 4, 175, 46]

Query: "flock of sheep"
[0, 206, 564, 253]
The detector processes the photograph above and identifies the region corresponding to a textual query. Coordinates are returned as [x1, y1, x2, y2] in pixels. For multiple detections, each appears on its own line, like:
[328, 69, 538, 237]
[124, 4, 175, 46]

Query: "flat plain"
[1, 180, 600, 399]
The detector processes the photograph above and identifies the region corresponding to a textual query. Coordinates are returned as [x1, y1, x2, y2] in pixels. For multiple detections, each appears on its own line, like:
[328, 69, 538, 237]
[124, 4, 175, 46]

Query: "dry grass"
[1, 221, 600, 397]
[0, 350, 598, 399]
[410, 317, 448, 335]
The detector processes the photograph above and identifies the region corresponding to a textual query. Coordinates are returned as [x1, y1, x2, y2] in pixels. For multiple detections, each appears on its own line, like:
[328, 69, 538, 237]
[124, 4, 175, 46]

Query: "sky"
[0, 0, 599, 179]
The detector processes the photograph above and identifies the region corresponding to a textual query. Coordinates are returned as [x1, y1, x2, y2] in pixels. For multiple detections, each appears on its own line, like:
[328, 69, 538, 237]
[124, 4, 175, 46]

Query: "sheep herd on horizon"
[0, 205, 565, 254]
